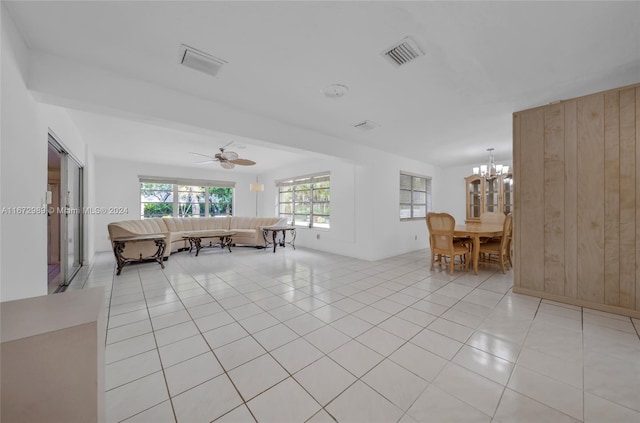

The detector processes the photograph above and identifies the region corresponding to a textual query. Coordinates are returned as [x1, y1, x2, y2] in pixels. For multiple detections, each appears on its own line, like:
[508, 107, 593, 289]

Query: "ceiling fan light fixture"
[191, 144, 255, 169]
[221, 151, 239, 161]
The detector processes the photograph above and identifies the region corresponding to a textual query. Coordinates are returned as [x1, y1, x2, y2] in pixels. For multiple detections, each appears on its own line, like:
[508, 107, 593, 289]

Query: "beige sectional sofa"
[107, 216, 287, 259]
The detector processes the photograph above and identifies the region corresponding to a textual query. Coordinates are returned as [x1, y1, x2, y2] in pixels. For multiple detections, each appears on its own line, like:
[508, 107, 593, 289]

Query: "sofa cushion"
[107, 219, 169, 241]
[163, 216, 230, 232]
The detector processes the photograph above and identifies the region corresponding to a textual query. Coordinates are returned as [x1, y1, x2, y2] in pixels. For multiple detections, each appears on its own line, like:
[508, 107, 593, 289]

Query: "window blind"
[139, 175, 236, 188]
[276, 172, 330, 187]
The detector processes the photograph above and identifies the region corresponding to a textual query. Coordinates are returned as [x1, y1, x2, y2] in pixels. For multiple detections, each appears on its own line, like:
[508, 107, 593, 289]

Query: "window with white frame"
[277, 173, 330, 228]
[140, 177, 234, 219]
[400, 172, 431, 220]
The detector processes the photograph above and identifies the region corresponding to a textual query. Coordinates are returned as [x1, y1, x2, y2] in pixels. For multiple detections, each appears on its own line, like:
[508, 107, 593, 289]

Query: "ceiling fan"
[190, 143, 256, 169]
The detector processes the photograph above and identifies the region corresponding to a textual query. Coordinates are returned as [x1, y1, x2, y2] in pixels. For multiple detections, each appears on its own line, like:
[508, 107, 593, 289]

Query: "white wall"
[364, 152, 442, 260]
[261, 149, 442, 261]
[1, 7, 89, 301]
[1, 4, 45, 301]
[261, 158, 365, 258]
[93, 157, 260, 252]
[438, 163, 476, 223]
[85, 144, 97, 262]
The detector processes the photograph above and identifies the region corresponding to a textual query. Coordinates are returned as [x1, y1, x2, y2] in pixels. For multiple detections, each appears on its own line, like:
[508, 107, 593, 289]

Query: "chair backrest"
[481, 212, 506, 224]
[426, 212, 456, 252]
[500, 213, 513, 251]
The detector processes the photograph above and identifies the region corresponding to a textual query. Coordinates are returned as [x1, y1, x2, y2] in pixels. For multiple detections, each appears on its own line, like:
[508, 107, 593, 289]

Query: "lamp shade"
[250, 183, 264, 192]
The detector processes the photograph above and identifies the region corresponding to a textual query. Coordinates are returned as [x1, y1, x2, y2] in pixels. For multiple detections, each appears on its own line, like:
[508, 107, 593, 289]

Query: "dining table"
[454, 222, 504, 275]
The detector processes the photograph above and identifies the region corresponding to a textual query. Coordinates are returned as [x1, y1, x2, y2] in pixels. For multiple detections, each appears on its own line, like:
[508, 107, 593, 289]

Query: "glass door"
[47, 145, 62, 292]
[48, 135, 83, 290]
[64, 156, 83, 284]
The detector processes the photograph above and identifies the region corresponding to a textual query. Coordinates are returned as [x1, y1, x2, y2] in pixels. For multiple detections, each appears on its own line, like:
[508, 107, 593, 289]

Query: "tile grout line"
[163, 256, 263, 422]
[104, 249, 599, 423]
[129, 266, 178, 422]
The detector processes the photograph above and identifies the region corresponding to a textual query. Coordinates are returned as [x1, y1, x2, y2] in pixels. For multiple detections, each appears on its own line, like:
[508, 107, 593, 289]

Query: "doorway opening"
[47, 143, 62, 292]
[47, 135, 84, 293]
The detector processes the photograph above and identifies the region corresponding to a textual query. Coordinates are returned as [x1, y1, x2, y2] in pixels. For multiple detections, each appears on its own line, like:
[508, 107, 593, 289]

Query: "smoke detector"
[179, 44, 227, 77]
[381, 36, 424, 68]
[322, 84, 349, 98]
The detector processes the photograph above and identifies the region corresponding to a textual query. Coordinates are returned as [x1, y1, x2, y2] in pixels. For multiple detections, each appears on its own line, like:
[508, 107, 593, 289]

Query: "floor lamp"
[249, 179, 264, 217]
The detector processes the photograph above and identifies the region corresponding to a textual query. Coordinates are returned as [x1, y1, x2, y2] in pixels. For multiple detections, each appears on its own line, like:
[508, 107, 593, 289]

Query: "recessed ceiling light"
[322, 84, 349, 98]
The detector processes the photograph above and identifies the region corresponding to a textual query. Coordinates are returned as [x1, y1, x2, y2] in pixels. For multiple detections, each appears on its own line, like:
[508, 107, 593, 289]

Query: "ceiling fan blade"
[229, 158, 256, 166]
[189, 152, 216, 159]
[195, 160, 218, 164]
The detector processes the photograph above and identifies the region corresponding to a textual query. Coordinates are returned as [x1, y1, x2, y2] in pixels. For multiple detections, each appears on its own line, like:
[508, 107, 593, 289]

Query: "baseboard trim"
[513, 286, 640, 319]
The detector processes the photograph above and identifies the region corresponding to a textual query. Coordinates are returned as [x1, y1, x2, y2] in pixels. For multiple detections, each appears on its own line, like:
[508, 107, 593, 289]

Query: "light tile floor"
[70, 247, 640, 422]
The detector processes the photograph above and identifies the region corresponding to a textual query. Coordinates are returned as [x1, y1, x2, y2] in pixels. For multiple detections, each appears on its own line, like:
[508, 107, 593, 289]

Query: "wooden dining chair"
[480, 212, 506, 243]
[426, 212, 470, 275]
[480, 212, 506, 225]
[478, 213, 513, 273]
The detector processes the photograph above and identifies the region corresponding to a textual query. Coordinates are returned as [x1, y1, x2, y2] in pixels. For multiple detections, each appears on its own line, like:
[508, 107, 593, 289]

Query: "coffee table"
[112, 234, 166, 275]
[262, 226, 296, 253]
[182, 230, 236, 256]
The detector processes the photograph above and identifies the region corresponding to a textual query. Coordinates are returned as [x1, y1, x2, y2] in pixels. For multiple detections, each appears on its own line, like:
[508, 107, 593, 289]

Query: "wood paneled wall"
[513, 83, 640, 318]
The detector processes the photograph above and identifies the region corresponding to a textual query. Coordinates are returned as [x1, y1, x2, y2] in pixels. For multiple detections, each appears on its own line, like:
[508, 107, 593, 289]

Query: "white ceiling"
[6, 1, 640, 168]
[63, 109, 331, 172]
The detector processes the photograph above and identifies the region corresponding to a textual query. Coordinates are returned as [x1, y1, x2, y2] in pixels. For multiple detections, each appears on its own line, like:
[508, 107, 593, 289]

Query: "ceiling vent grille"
[179, 44, 227, 77]
[381, 37, 424, 67]
[354, 120, 380, 131]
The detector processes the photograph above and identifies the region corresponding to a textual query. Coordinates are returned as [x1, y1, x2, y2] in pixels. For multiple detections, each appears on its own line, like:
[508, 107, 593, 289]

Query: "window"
[277, 173, 330, 228]
[178, 185, 206, 217]
[400, 172, 431, 220]
[140, 183, 174, 218]
[140, 177, 234, 219]
[208, 187, 233, 216]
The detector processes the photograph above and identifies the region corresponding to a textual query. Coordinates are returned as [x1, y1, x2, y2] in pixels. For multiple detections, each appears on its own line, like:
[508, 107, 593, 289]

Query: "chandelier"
[472, 148, 509, 178]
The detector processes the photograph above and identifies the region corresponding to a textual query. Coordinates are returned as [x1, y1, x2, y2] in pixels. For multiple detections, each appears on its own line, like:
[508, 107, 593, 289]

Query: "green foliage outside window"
[209, 187, 233, 216]
[140, 182, 233, 219]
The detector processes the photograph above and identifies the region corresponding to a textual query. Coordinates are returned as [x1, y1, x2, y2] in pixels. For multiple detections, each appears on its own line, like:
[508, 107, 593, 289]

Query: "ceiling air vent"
[354, 120, 380, 131]
[179, 44, 227, 77]
[381, 36, 424, 68]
